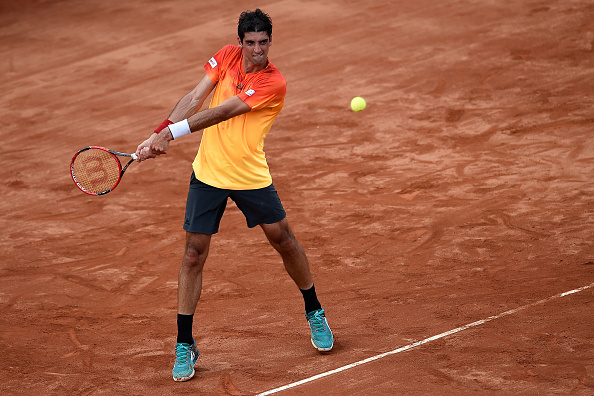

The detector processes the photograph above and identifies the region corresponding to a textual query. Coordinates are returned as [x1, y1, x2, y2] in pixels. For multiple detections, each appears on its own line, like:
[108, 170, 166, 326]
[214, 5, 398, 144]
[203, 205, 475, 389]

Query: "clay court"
[1, 0, 593, 394]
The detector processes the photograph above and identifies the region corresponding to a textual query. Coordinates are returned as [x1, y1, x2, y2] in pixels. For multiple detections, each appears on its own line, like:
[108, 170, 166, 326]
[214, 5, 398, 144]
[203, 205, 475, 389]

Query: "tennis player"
[135, 9, 334, 382]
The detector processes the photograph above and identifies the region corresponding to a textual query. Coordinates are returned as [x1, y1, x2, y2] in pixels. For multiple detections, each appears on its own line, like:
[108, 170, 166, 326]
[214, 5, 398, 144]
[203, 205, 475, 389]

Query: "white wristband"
[169, 119, 191, 140]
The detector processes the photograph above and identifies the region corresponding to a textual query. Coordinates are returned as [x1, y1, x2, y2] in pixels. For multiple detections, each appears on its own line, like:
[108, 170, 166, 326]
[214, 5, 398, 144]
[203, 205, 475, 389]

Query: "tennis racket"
[70, 146, 137, 196]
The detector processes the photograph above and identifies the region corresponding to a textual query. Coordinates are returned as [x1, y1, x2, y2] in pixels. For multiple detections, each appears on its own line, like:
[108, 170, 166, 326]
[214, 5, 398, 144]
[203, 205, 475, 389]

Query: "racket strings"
[72, 149, 121, 194]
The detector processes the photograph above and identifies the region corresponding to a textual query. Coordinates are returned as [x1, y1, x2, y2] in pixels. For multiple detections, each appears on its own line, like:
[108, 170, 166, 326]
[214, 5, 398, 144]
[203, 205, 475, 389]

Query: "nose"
[254, 43, 262, 53]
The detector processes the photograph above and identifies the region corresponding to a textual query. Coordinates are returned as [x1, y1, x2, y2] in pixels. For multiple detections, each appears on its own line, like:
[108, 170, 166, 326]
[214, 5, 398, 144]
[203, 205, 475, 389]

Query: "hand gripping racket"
[70, 146, 137, 195]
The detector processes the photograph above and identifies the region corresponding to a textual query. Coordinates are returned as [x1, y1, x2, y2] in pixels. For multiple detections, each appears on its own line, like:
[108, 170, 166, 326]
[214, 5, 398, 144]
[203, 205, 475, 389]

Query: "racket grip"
[131, 153, 138, 160]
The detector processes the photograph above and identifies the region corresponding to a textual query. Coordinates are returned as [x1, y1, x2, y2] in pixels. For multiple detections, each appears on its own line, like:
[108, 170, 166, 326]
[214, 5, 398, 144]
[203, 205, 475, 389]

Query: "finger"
[139, 146, 151, 161]
[151, 146, 167, 155]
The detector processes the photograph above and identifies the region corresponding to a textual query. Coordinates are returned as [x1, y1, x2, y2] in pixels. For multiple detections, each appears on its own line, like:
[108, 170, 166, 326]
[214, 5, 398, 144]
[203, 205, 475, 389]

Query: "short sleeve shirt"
[192, 45, 286, 190]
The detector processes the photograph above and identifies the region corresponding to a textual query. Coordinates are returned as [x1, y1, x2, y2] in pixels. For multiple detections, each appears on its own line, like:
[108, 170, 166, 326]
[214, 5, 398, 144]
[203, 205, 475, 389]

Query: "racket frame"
[70, 145, 137, 196]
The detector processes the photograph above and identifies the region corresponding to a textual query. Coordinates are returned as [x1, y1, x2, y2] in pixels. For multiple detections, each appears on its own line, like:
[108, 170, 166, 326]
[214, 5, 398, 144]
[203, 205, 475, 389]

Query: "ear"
[237, 36, 242, 47]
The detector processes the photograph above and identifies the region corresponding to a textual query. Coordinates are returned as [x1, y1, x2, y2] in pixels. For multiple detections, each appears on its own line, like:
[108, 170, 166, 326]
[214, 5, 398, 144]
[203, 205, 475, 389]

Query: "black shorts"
[183, 173, 287, 234]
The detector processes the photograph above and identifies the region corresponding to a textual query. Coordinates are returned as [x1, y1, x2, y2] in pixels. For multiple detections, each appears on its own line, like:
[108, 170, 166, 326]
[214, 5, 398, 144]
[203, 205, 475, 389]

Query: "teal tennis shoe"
[172, 340, 199, 382]
[306, 309, 334, 352]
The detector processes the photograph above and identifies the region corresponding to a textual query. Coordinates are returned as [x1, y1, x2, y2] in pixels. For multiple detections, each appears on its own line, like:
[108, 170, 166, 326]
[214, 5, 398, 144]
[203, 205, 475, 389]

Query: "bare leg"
[262, 218, 333, 351]
[260, 218, 313, 290]
[178, 231, 211, 315]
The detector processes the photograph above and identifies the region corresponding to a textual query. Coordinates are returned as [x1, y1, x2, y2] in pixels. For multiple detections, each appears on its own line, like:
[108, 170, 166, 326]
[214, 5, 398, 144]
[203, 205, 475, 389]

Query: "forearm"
[168, 92, 203, 122]
[168, 75, 215, 122]
[166, 96, 251, 140]
[160, 107, 232, 142]
[137, 76, 216, 161]
[187, 107, 229, 132]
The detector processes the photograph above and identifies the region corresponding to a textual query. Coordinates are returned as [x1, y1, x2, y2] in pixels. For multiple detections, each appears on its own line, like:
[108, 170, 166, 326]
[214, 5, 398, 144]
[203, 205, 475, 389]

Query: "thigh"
[183, 173, 230, 234]
[230, 184, 287, 228]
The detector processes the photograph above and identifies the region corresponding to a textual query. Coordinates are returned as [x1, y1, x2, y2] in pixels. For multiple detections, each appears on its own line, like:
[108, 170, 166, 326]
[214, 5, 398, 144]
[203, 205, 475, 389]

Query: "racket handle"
[131, 153, 138, 160]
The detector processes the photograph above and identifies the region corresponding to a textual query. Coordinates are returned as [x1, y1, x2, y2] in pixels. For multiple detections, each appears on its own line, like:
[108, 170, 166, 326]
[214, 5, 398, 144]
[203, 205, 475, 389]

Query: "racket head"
[70, 146, 124, 195]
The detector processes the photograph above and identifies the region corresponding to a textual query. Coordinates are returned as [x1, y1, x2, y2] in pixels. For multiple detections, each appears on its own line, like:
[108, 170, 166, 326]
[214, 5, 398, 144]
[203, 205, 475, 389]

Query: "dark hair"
[237, 9, 272, 41]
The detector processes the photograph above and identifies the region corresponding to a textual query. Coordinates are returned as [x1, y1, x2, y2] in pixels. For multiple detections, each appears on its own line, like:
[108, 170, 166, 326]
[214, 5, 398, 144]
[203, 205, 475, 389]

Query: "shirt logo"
[208, 57, 217, 68]
[246, 89, 255, 96]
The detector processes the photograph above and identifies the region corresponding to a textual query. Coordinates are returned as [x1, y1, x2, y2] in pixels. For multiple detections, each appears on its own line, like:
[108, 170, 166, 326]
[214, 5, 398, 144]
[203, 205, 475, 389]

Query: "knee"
[183, 243, 208, 270]
[272, 230, 300, 255]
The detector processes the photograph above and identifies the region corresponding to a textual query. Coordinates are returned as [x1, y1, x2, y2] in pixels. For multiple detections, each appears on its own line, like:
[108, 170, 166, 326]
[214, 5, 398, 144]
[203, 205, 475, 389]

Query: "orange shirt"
[193, 45, 286, 189]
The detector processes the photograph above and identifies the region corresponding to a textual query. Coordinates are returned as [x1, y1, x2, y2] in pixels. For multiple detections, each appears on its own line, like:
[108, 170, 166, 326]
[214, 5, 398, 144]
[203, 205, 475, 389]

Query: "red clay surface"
[1, 0, 593, 395]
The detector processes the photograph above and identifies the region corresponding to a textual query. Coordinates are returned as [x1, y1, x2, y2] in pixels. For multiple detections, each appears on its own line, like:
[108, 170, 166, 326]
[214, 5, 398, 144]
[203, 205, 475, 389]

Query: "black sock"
[300, 284, 322, 314]
[176, 313, 194, 344]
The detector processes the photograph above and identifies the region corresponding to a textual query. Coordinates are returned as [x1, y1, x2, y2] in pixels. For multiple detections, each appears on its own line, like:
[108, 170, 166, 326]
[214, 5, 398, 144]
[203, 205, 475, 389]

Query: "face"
[238, 31, 271, 70]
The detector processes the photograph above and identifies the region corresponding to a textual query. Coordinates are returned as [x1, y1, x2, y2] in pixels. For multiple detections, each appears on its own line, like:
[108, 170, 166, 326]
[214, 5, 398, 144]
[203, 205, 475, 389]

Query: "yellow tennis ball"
[350, 96, 366, 112]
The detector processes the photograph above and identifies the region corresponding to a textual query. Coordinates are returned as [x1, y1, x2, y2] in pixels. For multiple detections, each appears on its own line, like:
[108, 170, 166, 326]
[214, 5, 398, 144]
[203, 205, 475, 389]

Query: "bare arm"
[141, 95, 251, 160]
[168, 75, 216, 122]
[186, 96, 251, 131]
[136, 75, 250, 161]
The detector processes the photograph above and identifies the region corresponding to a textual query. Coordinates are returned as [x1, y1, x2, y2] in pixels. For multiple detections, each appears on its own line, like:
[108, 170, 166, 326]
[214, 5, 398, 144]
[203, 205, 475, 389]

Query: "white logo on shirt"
[246, 89, 255, 96]
[208, 57, 217, 68]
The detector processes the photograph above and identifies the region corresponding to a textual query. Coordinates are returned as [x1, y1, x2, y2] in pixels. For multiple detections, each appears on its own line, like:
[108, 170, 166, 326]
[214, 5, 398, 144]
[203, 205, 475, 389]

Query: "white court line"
[256, 282, 594, 396]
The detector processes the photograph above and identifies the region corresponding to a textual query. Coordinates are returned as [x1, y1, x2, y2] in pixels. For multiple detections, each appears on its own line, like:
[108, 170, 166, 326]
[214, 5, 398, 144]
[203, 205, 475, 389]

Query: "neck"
[243, 58, 268, 74]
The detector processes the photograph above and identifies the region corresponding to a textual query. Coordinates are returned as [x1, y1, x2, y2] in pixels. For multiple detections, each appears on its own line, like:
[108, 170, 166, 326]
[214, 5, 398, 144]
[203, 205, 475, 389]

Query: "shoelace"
[175, 344, 192, 365]
[308, 313, 328, 333]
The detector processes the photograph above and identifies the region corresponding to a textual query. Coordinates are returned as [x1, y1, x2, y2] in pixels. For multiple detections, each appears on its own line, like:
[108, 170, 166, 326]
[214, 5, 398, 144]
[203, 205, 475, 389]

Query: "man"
[135, 9, 334, 382]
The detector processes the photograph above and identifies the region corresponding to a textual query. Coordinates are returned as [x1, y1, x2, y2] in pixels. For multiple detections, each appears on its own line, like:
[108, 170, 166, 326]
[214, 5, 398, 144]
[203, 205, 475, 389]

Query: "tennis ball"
[350, 97, 366, 112]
